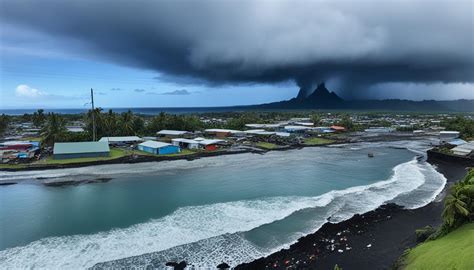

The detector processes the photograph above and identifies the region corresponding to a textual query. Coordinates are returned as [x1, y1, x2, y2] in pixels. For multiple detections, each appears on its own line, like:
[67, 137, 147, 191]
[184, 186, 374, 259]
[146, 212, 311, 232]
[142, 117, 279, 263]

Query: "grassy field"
[20, 136, 42, 142]
[402, 223, 474, 270]
[0, 163, 28, 169]
[41, 148, 129, 164]
[256, 142, 278, 149]
[303, 137, 335, 145]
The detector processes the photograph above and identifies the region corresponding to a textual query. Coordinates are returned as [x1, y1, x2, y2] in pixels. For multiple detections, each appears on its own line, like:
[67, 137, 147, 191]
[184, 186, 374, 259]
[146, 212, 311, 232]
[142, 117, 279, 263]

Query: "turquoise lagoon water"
[0, 141, 446, 268]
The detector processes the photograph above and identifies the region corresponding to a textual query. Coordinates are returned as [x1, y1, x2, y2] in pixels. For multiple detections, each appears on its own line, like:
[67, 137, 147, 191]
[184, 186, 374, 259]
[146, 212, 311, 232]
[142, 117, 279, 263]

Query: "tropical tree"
[310, 114, 321, 126]
[337, 114, 354, 130]
[442, 189, 470, 227]
[41, 113, 67, 146]
[32, 109, 46, 127]
[441, 169, 474, 231]
[103, 109, 119, 136]
[0, 114, 9, 135]
[119, 110, 136, 135]
[85, 108, 104, 140]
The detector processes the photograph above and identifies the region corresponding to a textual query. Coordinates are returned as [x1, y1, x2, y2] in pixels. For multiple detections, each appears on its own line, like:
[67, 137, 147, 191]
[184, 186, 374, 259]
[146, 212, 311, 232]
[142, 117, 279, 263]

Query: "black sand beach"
[236, 160, 468, 270]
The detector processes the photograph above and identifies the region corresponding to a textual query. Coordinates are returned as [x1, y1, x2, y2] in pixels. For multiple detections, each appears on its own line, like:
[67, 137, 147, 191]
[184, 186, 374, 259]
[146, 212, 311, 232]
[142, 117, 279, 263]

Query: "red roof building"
[330, 125, 346, 132]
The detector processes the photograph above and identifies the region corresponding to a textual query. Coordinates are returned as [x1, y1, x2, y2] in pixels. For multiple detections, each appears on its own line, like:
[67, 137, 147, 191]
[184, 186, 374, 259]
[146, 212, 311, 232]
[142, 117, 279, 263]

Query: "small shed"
[171, 138, 200, 149]
[204, 129, 242, 138]
[138, 141, 181, 155]
[439, 131, 460, 144]
[330, 125, 346, 132]
[284, 125, 312, 133]
[53, 141, 110, 159]
[157, 130, 192, 138]
[198, 139, 225, 151]
[99, 136, 143, 146]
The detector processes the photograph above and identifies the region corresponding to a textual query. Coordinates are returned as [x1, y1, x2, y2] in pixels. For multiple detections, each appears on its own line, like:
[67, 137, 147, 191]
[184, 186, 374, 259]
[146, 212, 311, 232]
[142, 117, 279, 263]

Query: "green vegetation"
[0, 114, 9, 136]
[304, 137, 334, 145]
[399, 168, 474, 270]
[402, 223, 474, 270]
[41, 113, 68, 147]
[442, 115, 474, 140]
[0, 164, 28, 169]
[41, 148, 128, 164]
[440, 169, 474, 234]
[146, 112, 203, 133]
[225, 112, 264, 130]
[32, 109, 46, 128]
[20, 136, 42, 142]
[434, 146, 454, 155]
[256, 142, 278, 149]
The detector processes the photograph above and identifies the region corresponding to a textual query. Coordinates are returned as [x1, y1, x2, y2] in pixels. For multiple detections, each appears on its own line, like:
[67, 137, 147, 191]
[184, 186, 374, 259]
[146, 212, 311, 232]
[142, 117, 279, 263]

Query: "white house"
[157, 130, 192, 138]
[171, 138, 200, 149]
[439, 131, 460, 144]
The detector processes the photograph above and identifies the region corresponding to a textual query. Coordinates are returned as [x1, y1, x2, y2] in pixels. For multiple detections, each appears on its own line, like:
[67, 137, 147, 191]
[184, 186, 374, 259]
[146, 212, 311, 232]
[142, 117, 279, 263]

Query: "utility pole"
[91, 88, 96, 141]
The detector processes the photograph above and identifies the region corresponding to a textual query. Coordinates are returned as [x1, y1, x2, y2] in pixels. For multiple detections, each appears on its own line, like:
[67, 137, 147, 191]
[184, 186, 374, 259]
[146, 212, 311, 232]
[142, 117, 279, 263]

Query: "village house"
[99, 136, 143, 146]
[53, 141, 110, 160]
[204, 129, 242, 138]
[138, 140, 180, 155]
[439, 131, 460, 144]
[157, 130, 192, 139]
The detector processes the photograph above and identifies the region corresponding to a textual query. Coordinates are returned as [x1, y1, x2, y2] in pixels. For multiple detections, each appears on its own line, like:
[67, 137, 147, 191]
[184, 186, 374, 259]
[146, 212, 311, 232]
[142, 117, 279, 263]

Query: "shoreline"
[235, 159, 469, 270]
[0, 134, 436, 173]
[0, 140, 352, 174]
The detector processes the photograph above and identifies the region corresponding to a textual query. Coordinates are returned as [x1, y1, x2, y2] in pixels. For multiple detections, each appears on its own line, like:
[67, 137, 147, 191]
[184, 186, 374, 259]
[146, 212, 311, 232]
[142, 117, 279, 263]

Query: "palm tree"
[41, 113, 67, 147]
[85, 108, 104, 139]
[32, 109, 46, 127]
[120, 110, 135, 135]
[442, 188, 470, 226]
[104, 109, 118, 136]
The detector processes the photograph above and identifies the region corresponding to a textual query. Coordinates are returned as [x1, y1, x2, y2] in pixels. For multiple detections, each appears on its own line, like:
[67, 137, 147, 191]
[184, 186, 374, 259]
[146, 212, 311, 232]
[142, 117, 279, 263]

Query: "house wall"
[158, 145, 180, 155]
[53, 151, 110, 160]
[205, 144, 217, 151]
[215, 132, 231, 138]
[138, 145, 158, 155]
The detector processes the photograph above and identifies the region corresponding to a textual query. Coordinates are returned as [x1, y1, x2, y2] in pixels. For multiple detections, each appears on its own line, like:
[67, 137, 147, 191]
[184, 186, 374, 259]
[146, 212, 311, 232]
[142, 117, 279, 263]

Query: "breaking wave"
[0, 158, 446, 269]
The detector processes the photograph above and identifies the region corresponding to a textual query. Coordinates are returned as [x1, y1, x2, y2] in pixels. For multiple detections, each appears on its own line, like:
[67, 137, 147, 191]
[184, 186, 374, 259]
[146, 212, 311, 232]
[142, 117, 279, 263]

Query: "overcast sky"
[0, 0, 473, 108]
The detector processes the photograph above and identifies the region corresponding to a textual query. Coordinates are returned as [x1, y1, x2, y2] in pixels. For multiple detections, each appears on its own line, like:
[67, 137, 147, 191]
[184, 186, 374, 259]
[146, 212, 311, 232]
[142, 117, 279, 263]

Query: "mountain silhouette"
[246, 83, 474, 112]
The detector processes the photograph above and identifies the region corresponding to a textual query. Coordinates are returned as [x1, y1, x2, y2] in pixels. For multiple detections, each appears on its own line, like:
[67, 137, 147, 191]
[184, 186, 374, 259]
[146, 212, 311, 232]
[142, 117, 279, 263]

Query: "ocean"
[0, 107, 240, 115]
[0, 141, 446, 269]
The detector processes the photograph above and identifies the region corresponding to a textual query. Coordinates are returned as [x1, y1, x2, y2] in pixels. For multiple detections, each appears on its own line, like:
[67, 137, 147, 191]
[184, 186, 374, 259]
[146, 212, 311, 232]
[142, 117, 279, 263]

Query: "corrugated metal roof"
[53, 141, 110, 154]
[157, 130, 190, 135]
[452, 142, 474, 151]
[448, 139, 467, 146]
[204, 129, 242, 133]
[199, 139, 225, 145]
[99, 136, 143, 142]
[139, 140, 173, 149]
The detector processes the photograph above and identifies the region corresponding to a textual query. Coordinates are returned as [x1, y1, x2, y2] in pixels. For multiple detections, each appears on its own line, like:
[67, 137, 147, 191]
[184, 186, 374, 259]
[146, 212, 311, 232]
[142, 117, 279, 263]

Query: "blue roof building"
[138, 141, 180, 155]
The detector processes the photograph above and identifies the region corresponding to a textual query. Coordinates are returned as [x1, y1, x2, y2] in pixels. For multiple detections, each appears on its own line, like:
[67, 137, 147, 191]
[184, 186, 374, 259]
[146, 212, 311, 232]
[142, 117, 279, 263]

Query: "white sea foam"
[0, 141, 447, 269]
[94, 159, 447, 269]
[0, 195, 331, 269]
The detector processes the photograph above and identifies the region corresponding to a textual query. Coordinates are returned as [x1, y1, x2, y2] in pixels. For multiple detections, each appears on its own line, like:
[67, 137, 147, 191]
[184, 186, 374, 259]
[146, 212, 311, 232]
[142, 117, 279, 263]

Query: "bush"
[415, 226, 436, 242]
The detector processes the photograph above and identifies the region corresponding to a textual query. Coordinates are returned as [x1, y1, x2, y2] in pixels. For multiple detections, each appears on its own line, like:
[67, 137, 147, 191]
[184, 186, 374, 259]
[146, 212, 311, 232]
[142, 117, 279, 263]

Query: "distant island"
[245, 83, 474, 112]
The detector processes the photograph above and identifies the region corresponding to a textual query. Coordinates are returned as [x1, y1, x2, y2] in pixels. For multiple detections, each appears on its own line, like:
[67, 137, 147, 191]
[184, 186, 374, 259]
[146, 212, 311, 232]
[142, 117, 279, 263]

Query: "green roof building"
[53, 141, 110, 160]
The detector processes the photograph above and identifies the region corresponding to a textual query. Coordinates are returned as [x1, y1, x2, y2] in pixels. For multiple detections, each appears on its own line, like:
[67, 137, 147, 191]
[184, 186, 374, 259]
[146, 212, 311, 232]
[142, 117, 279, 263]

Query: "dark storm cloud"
[1, 0, 473, 97]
